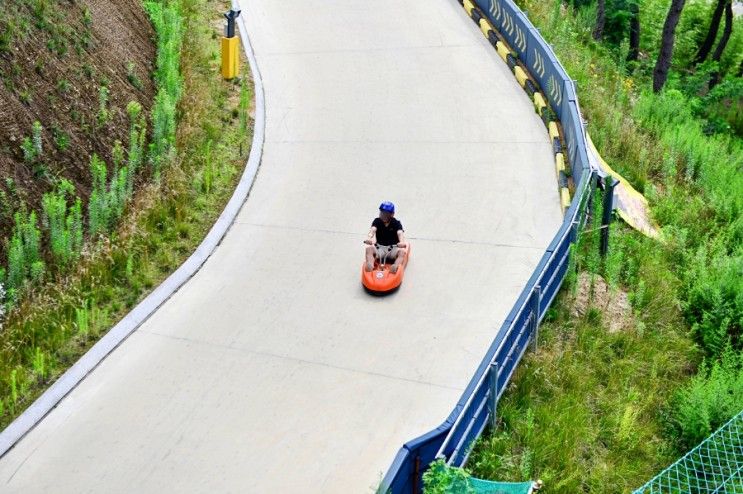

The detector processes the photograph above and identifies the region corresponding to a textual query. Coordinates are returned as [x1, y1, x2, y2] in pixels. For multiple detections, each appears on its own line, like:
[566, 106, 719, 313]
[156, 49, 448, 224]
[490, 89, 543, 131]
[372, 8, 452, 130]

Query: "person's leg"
[390, 247, 404, 273]
[365, 246, 376, 272]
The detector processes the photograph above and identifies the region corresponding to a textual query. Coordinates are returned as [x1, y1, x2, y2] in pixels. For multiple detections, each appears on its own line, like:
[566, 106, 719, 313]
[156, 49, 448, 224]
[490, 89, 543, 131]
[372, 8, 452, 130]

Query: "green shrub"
[150, 90, 176, 173]
[82, 7, 92, 29]
[19, 90, 32, 105]
[75, 302, 90, 336]
[703, 77, 743, 137]
[31, 121, 42, 157]
[683, 246, 743, 356]
[20, 138, 35, 163]
[97, 85, 109, 125]
[634, 90, 743, 228]
[52, 126, 69, 151]
[31, 347, 46, 379]
[7, 211, 44, 292]
[41, 180, 83, 266]
[20, 121, 43, 163]
[423, 459, 474, 494]
[112, 140, 124, 171]
[145, 0, 184, 175]
[670, 346, 743, 450]
[7, 235, 25, 292]
[87, 154, 129, 238]
[88, 154, 108, 237]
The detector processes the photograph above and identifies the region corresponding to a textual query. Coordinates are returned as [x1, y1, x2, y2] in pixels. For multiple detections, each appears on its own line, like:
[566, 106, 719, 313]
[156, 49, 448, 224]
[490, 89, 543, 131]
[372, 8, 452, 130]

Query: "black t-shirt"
[372, 217, 403, 246]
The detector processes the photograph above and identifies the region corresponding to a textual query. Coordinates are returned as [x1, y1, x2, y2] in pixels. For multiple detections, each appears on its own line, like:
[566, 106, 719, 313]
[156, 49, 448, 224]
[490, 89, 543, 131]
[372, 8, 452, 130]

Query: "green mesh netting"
[633, 410, 743, 493]
[468, 478, 535, 494]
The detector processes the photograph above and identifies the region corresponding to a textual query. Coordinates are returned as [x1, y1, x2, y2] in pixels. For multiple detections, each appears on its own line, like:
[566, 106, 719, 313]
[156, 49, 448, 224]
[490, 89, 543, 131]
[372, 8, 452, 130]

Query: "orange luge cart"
[361, 243, 410, 294]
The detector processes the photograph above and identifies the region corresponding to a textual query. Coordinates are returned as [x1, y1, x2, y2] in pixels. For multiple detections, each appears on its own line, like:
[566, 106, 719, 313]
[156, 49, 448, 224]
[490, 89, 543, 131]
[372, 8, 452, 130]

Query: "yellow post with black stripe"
[221, 9, 241, 80]
[514, 66, 528, 87]
[533, 92, 547, 115]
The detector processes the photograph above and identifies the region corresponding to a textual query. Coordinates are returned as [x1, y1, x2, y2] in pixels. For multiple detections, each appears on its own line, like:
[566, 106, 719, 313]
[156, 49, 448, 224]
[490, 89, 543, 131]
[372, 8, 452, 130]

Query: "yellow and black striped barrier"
[459, 0, 573, 213]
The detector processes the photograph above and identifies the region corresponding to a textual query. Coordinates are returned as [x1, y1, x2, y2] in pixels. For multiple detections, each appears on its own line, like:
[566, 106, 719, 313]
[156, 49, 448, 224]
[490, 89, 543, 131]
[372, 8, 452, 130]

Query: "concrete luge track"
[0, 0, 561, 491]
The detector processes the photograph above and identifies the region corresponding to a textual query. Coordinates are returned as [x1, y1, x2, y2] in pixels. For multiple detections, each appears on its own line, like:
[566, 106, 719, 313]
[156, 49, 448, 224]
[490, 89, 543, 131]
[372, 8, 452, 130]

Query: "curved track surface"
[0, 0, 562, 491]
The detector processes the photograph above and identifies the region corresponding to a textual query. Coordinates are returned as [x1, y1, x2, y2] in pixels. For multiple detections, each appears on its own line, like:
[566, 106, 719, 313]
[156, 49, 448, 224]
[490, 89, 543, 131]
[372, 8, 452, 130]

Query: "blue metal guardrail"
[380, 0, 595, 491]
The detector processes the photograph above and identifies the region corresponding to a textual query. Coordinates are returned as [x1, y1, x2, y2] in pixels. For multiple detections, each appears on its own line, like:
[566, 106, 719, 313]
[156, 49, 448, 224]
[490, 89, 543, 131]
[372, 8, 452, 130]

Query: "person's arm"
[397, 230, 407, 248]
[364, 226, 377, 245]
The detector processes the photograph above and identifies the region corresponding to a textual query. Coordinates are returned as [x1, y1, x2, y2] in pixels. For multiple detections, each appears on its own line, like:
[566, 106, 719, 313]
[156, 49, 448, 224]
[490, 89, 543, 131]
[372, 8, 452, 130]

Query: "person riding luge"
[364, 202, 407, 274]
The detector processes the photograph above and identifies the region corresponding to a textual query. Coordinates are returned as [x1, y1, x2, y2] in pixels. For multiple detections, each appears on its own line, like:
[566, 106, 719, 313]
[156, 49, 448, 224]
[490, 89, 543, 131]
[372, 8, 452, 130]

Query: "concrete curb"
[0, 13, 265, 459]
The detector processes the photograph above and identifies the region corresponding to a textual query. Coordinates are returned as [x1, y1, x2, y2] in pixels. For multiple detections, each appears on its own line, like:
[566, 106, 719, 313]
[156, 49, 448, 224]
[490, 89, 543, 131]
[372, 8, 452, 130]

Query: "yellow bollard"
[555, 153, 565, 181]
[533, 92, 547, 115]
[514, 66, 528, 87]
[479, 18, 491, 37]
[560, 187, 571, 210]
[548, 121, 560, 141]
[495, 41, 509, 62]
[221, 9, 241, 80]
[221, 36, 239, 80]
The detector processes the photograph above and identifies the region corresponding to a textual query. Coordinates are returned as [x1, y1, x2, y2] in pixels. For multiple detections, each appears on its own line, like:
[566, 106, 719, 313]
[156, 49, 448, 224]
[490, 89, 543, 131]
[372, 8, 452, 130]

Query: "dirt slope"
[0, 0, 155, 238]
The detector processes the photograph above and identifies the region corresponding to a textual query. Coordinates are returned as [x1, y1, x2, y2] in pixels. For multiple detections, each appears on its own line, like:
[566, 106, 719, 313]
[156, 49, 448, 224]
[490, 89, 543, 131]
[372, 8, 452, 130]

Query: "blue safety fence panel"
[525, 28, 567, 118]
[475, 0, 571, 119]
[560, 89, 589, 179]
[475, 0, 529, 61]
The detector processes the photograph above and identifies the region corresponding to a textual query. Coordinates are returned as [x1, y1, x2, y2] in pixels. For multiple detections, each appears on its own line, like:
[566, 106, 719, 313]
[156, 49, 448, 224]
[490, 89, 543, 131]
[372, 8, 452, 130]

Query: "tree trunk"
[627, 0, 641, 63]
[694, 0, 727, 65]
[594, 0, 606, 41]
[709, 0, 733, 89]
[653, 0, 686, 93]
[711, 1, 733, 63]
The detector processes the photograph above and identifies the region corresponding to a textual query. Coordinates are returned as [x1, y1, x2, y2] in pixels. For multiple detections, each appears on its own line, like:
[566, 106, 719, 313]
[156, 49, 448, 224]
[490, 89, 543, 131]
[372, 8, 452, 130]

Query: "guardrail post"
[488, 362, 499, 430]
[413, 455, 420, 494]
[221, 9, 241, 80]
[531, 285, 541, 351]
[600, 176, 617, 257]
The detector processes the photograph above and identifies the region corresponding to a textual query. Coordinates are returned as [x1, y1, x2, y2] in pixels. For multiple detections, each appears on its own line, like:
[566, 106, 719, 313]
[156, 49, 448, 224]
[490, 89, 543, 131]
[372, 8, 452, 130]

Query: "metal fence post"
[488, 362, 499, 430]
[600, 177, 617, 257]
[531, 285, 541, 351]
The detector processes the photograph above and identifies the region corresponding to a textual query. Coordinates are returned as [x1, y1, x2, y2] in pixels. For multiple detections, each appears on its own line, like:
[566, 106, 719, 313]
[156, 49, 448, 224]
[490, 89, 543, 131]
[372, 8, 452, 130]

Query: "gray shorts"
[374, 244, 399, 262]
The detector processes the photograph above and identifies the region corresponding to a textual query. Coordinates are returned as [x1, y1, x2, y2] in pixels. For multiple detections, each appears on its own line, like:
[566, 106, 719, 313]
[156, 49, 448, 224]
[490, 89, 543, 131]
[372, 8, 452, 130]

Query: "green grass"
[466, 193, 699, 492]
[0, 0, 253, 428]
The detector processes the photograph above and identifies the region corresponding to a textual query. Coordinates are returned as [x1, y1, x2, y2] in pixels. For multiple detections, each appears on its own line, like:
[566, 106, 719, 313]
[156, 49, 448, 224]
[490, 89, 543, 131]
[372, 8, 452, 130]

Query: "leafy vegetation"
[0, 0, 253, 428]
[41, 180, 83, 267]
[145, 0, 184, 177]
[669, 345, 743, 450]
[423, 459, 474, 494]
[462, 0, 743, 490]
[6, 210, 44, 294]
